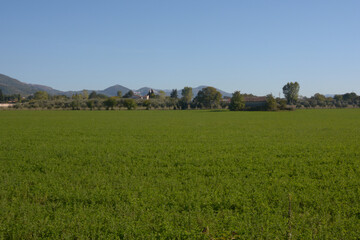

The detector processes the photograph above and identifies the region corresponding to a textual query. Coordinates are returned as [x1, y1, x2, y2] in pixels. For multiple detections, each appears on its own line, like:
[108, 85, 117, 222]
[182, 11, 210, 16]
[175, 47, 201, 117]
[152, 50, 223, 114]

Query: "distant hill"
[0, 74, 62, 96]
[29, 84, 63, 96]
[0, 73, 233, 98]
[97, 85, 131, 97]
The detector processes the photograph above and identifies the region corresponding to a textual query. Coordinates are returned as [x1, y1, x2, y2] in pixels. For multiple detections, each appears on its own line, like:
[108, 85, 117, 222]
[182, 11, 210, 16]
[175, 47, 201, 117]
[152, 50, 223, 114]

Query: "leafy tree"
[313, 93, 326, 102]
[342, 92, 357, 103]
[117, 90, 122, 98]
[334, 95, 342, 101]
[170, 89, 178, 99]
[181, 87, 193, 102]
[72, 93, 83, 100]
[266, 94, 277, 111]
[96, 93, 108, 99]
[53, 95, 68, 101]
[86, 100, 95, 110]
[82, 90, 89, 99]
[164, 97, 176, 109]
[71, 100, 80, 110]
[0, 89, 3, 102]
[326, 97, 334, 106]
[34, 91, 49, 100]
[168, 93, 179, 109]
[89, 91, 97, 99]
[180, 87, 193, 109]
[158, 90, 166, 100]
[278, 99, 287, 110]
[123, 99, 137, 110]
[229, 91, 245, 111]
[282, 82, 300, 104]
[123, 90, 134, 98]
[220, 100, 229, 109]
[302, 100, 311, 108]
[313, 93, 326, 107]
[103, 97, 117, 110]
[195, 87, 222, 109]
[143, 100, 151, 110]
[148, 89, 156, 99]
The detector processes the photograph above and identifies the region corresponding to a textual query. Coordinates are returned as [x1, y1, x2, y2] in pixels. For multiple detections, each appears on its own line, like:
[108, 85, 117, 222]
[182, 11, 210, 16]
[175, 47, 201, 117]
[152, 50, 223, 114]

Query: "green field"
[0, 110, 360, 239]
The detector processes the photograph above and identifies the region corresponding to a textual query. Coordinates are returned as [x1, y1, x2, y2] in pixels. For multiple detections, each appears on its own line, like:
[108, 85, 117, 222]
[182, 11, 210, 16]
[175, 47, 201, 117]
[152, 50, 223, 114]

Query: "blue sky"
[1, 0, 359, 96]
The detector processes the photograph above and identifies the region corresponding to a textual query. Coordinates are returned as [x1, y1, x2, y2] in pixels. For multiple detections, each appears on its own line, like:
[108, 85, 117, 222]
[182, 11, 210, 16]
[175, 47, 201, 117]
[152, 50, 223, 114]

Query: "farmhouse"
[244, 96, 267, 107]
[220, 97, 231, 103]
[130, 95, 149, 100]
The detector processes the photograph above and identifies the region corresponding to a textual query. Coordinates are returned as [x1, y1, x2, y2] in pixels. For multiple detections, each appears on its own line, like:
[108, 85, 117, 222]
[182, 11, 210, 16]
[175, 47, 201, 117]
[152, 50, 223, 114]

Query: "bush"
[123, 99, 137, 110]
[266, 94, 277, 111]
[229, 91, 245, 111]
[103, 97, 117, 110]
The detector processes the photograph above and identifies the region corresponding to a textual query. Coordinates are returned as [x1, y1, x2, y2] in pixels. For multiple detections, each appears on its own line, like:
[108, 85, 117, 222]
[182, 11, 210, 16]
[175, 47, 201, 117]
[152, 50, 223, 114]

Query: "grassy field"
[0, 109, 359, 239]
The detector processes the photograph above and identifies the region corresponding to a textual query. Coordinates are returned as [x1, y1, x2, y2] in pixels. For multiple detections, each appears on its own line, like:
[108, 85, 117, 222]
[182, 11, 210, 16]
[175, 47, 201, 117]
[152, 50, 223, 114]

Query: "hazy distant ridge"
[0, 73, 232, 97]
[0, 74, 63, 96]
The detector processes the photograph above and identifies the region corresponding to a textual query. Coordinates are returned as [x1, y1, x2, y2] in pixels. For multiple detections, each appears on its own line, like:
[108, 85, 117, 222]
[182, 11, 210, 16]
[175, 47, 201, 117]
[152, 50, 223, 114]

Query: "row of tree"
[1, 83, 360, 111]
[0, 89, 21, 102]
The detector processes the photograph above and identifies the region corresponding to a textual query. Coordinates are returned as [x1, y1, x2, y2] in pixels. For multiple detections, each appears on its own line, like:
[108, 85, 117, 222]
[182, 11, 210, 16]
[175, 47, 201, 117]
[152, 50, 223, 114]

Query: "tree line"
[1, 83, 359, 111]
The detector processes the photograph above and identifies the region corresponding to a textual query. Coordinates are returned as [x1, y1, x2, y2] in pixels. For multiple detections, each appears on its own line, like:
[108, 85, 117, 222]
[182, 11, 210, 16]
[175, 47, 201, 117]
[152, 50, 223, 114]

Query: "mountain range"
[0, 73, 232, 97]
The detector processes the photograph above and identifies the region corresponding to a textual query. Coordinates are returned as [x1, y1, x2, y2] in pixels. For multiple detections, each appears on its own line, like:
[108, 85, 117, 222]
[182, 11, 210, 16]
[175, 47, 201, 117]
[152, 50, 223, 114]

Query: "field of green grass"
[0, 109, 360, 239]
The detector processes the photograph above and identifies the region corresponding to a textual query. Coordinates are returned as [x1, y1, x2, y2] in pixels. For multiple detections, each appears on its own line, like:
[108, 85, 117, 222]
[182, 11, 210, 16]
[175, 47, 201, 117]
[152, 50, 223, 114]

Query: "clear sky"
[1, 0, 359, 96]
